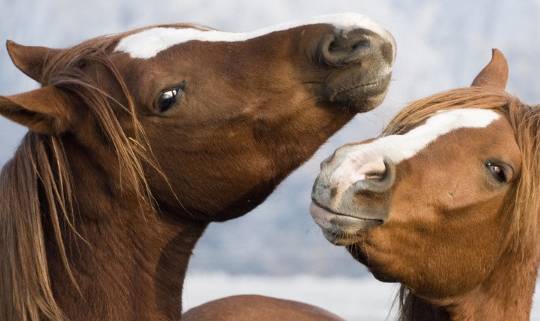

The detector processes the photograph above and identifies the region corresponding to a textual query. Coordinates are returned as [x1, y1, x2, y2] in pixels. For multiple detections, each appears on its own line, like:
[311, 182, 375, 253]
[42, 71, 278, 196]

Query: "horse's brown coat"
[0, 18, 394, 321]
[311, 50, 540, 321]
[183, 296, 344, 321]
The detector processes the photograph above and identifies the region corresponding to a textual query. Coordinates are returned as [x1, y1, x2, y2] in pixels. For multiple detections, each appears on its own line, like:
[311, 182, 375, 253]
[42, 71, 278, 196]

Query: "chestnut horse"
[0, 13, 395, 321]
[310, 49, 540, 321]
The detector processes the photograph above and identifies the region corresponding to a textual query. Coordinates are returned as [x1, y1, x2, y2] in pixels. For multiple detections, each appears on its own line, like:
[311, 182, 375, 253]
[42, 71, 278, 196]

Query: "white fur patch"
[115, 13, 394, 59]
[330, 108, 500, 187]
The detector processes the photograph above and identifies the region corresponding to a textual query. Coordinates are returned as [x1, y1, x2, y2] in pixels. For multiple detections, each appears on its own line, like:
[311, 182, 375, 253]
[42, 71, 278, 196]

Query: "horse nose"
[318, 28, 395, 66]
[352, 157, 395, 194]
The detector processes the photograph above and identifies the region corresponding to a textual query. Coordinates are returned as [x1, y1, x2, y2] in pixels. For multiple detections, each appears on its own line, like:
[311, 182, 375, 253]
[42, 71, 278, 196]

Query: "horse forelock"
[386, 87, 540, 321]
[0, 39, 162, 321]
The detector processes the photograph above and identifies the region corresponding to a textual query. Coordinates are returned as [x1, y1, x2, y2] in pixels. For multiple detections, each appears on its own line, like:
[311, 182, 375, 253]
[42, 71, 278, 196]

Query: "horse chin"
[347, 243, 398, 283]
[369, 270, 398, 283]
[311, 202, 397, 282]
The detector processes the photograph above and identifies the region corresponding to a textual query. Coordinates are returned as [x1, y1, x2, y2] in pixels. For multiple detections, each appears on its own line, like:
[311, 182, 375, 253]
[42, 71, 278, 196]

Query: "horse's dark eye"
[485, 161, 507, 183]
[156, 82, 186, 113]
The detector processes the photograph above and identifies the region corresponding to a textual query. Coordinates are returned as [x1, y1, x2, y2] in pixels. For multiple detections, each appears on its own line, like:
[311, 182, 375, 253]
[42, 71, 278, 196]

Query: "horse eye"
[485, 161, 507, 183]
[156, 82, 186, 113]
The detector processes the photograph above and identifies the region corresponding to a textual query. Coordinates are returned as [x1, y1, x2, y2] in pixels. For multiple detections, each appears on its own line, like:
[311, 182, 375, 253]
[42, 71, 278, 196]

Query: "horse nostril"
[358, 157, 387, 180]
[365, 171, 385, 181]
[353, 158, 395, 194]
[380, 42, 394, 65]
[318, 29, 384, 67]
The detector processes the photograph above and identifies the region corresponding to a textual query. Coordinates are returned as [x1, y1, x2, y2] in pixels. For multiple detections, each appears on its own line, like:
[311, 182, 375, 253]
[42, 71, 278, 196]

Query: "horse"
[310, 49, 540, 321]
[0, 13, 395, 321]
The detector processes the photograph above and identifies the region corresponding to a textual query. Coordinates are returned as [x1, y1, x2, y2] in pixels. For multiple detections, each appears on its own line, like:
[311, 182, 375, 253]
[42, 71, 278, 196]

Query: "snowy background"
[1, 1, 540, 320]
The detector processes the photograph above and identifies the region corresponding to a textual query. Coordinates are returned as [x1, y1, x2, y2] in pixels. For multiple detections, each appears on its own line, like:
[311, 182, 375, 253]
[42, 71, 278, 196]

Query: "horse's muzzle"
[317, 27, 396, 112]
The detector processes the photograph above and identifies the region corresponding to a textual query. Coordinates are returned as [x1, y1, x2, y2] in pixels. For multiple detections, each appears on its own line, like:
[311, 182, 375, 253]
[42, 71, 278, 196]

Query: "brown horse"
[0, 13, 395, 321]
[310, 49, 540, 321]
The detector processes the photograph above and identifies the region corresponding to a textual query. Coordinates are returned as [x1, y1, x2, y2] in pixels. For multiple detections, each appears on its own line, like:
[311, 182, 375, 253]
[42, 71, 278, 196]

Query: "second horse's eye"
[485, 161, 507, 183]
[156, 82, 186, 114]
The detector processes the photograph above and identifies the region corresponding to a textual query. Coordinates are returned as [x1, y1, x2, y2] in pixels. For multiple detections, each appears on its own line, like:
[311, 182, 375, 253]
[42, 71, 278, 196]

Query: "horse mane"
[384, 87, 540, 321]
[0, 36, 158, 321]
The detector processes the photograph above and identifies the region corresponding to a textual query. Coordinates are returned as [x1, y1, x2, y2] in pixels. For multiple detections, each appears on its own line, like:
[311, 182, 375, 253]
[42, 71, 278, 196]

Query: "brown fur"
[183, 295, 344, 321]
[0, 20, 394, 321]
[312, 50, 540, 320]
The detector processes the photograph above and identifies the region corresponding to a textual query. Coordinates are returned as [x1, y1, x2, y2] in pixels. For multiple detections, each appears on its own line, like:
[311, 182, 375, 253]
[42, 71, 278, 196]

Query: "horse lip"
[311, 199, 383, 221]
[324, 72, 392, 113]
[333, 72, 392, 97]
[309, 201, 383, 245]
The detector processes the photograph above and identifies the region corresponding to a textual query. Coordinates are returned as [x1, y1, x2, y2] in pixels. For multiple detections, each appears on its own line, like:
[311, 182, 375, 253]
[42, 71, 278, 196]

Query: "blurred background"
[1, 0, 539, 320]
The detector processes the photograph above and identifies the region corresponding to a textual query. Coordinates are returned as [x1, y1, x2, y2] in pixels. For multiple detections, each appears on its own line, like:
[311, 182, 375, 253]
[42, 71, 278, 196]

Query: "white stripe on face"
[329, 108, 501, 188]
[115, 13, 394, 59]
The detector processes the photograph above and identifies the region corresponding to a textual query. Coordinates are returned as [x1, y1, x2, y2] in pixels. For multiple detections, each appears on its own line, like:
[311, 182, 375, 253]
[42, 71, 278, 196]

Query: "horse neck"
[400, 248, 539, 321]
[47, 138, 208, 321]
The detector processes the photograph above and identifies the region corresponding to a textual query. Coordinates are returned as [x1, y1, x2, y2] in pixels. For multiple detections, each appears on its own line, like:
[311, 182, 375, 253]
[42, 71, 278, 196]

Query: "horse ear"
[0, 86, 75, 135]
[6, 40, 61, 82]
[471, 48, 509, 89]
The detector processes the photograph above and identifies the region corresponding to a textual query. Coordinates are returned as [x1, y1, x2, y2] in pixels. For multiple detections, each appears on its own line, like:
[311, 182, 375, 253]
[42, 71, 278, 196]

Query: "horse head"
[311, 49, 540, 321]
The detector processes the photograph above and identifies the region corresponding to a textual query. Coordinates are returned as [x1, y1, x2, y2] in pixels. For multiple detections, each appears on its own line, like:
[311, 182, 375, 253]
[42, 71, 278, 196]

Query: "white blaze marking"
[115, 13, 394, 59]
[330, 108, 501, 187]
